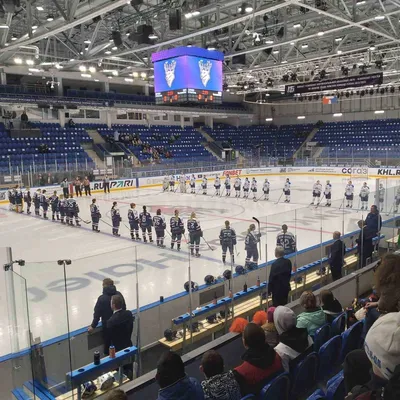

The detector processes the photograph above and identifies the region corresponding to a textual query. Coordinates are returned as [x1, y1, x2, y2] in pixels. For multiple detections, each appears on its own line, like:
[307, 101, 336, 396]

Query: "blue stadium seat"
[241, 396, 256, 400]
[307, 389, 326, 400]
[290, 352, 319, 399]
[259, 372, 290, 400]
[317, 335, 342, 381]
[331, 313, 346, 337]
[326, 370, 345, 400]
[314, 324, 332, 352]
[340, 321, 363, 362]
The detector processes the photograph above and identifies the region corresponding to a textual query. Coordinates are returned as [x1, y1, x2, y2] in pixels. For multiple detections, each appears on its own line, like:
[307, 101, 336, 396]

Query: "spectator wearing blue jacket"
[156, 351, 204, 400]
[365, 205, 382, 236]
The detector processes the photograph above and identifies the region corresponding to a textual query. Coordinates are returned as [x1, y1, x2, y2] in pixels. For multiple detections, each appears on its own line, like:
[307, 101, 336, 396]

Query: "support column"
[0, 71, 6, 85]
[180, 115, 184, 129]
[56, 77, 63, 96]
[144, 84, 149, 96]
[58, 109, 65, 127]
[103, 81, 110, 93]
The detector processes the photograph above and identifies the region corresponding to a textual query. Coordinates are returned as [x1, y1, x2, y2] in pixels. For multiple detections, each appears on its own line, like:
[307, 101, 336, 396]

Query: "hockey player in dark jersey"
[50, 191, 60, 221]
[187, 212, 202, 257]
[40, 190, 49, 219]
[111, 201, 122, 236]
[8, 188, 15, 211]
[276, 224, 296, 256]
[59, 196, 67, 224]
[24, 187, 32, 214]
[170, 209, 184, 250]
[245, 223, 261, 266]
[14, 187, 23, 213]
[33, 189, 41, 216]
[139, 205, 153, 243]
[219, 220, 236, 264]
[90, 198, 101, 232]
[66, 198, 80, 226]
[153, 209, 166, 248]
[128, 203, 140, 240]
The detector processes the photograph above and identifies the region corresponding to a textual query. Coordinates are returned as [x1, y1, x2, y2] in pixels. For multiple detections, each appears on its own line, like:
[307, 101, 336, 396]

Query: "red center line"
[97, 197, 331, 235]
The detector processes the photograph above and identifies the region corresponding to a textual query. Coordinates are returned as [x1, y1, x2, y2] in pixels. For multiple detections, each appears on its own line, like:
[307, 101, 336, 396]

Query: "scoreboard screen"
[152, 47, 224, 104]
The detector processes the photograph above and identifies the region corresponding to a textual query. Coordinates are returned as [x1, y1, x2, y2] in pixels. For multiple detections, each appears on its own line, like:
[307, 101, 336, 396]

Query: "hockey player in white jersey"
[345, 180, 355, 208]
[179, 174, 186, 193]
[283, 178, 291, 203]
[263, 179, 270, 200]
[251, 178, 257, 200]
[162, 176, 169, 192]
[324, 180, 332, 207]
[190, 174, 196, 194]
[202, 177, 208, 195]
[243, 178, 250, 198]
[225, 175, 231, 196]
[395, 187, 400, 213]
[359, 182, 370, 210]
[378, 183, 385, 212]
[169, 175, 175, 192]
[311, 180, 323, 205]
[234, 176, 241, 197]
[214, 176, 221, 196]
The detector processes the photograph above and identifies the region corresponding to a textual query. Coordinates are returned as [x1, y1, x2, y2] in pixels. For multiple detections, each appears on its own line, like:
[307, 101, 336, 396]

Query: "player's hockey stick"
[339, 196, 345, 210]
[202, 236, 215, 251]
[234, 245, 240, 257]
[275, 192, 284, 204]
[315, 194, 325, 208]
[211, 189, 218, 198]
[100, 218, 114, 228]
[252, 216, 262, 260]
[174, 184, 179, 193]
[386, 204, 394, 216]
[77, 217, 91, 224]
[195, 185, 204, 196]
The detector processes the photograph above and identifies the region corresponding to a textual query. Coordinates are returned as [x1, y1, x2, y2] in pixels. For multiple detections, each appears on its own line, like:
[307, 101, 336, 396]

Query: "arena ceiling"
[0, 0, 400, 93]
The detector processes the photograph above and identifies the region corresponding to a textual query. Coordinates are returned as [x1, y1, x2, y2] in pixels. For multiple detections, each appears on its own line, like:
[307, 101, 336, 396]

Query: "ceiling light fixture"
[265, 118, 273, 121]
[132, 72, 139, 77]
[89, 66, 96, 73]
[32, 25, 38, 29]
[11, 35, 17, 41]
[26, 59, 34, 65]
[124, 78, 133, 82]
[140, 72, 147, 78]
[317, 31, 324, 36]
[333, 113, 343, 117]
[112, 70, 118, 76]
[81, 74, 91, 78]
[297, 116, 306, 119]
[105, 51, 111, 54]
[46, 15, 54, 21]
[374, 110, 384, 114]
[36, 6, 44, 10]
[293, 24, 301, 28]
[375, 15, 385, 20]
[112, 46, 117, 50]
[148, 33, 158, 40]
[301, 44, 308, 49]
[14, 57, 22, 64]
[84, 40, 91, 44]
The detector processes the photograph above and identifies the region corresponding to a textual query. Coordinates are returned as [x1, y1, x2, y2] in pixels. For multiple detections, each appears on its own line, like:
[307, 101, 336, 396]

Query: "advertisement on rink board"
[91, 179, 136, 190]
[341, 167, 368, 176]
[375, 168, 400, 176]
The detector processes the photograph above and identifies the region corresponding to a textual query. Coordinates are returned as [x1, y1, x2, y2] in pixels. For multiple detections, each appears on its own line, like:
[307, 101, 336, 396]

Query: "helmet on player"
[92, 199, 96, 204]
[286, 178, 290, 182]
[157, 209, 161, 215]
[317, 180, 320, 184]
[53, 190, 57, 195]
[112, 201, 117, 208]
[130, 203, 136, 209]
[363, 182, 367, 186]
[190, 212, 196, 219]
[348, 180, 352, 184]
[326, 180, 330, 184]
[174, 209, 179, 216]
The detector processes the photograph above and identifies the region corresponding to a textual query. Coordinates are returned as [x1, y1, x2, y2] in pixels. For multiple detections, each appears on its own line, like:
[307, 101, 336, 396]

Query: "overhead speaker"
[112, 31, 122, 47]
[277, 27, 284, 38]
[169, 9, 181, 30]
[232, 54, 246, 65]
[92, 16, 102, 23]
[136, 25, 153, 44]
[130, 0, 143, 5]
[264, 48, 272, 55]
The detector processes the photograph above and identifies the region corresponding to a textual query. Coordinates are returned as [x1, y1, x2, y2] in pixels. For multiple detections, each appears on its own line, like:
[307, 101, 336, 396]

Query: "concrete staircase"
[196, 127, 227, 162]
[293, 125, 321, 159]
[87, 129, 105, 144]
[81, 143, 104, 169]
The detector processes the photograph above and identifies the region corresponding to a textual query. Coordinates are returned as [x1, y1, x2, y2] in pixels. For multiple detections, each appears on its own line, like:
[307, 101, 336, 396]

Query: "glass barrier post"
[294, 209, 298, 299]
[134, 247, 142, 377]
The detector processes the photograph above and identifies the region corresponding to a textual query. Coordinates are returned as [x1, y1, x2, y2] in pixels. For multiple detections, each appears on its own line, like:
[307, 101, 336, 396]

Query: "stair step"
[12, 388, 33, 400]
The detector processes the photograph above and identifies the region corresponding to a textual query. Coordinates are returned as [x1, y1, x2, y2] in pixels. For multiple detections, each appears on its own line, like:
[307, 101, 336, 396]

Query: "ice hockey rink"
[0, 173, 398, 358]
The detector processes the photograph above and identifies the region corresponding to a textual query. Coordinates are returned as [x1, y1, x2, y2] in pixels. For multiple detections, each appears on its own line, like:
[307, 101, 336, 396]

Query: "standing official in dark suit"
[107, 295, 134, 379]
[268, 247, 293, 307]
[356, 220, 374, 270]
[328, 231, 346, 281]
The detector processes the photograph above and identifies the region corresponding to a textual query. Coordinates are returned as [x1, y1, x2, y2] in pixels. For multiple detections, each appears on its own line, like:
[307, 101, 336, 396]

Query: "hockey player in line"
[243, 177, 250, 198]
[179, 174, 186, 193]
[245, 223, 261, 267]
[40, 189, 49, 219]
[219, 220, 236, 264]
[214, 176, 221, 196]
[345, 180, 354, 208]
[251, 178, 257, 200]
[153, 209, 166, 248]
[276, 224, 296, 256]
[283, 178, 291, 203]
[128, 203, 140, 240]
[378, 183, 385, 212]
[202, 177, 208, 195]
[66, 197, 80, 226]
[50, 191, 60, 221]
[263, 179, 270, 200]
[324, 180, 332, 207]
[139, 205, 153, 243]
[59, 196, 67, 224]
[234, 175, 241, 197]
[15, 187, 23, 213]
[90, 198, 101, 232]
[162, 176, 169, 192]
[190, 175, 196, 194]
[33, 189, 41, 216]
[111, 202, 122, 236]
[8, 188, 15, 211]
[310, 180, 322, 205]
[187, 212, 202, 257]
[170, 210, 184, 251]
[225, 174, 231, 196]
[395, 187, 400, 213]
[169, 175, 175, 192]
[24, 187, 32, 214]
[359, 182, 370, 210]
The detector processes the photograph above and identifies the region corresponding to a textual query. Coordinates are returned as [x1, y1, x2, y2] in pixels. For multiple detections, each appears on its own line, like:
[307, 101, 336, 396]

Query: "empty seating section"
[0, 122, 94, 173]
[66, 89, 155, 103]
[97, 124, 214, 163]
[315, 119, 400, 158]
[203, 124, 310, 157]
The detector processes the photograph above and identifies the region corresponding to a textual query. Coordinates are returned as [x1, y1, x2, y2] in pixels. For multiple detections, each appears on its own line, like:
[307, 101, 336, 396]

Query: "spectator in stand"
[156, 351, 204, 400]
[199, 350, 241, 400]
[268, 246, 292, 306]
[261, 307, 279, 348]
[356, 220, 374, 270]
[20, 110, 29, 129]
[252, 310, 267, 327]
[365, 205, 383, 237]
[87, 278, 126, 355]
[233, 323, 283, 396]
[296, 291, 326, 336]
[73, 176, 82, 197]
[229, 317, 248, 334]
[274, 306, 313, 372]
[67, 118, 75, 128]
[344, 312, 400, 399]
[106, 389, 127, 400]
[320, 290, 343, 323]
[83, 176, 91, 196]
[328, 231, 346, 281]
[103, 175, 110, 193]
[114, 130, 119, 142]
[107, 295, 134, 379]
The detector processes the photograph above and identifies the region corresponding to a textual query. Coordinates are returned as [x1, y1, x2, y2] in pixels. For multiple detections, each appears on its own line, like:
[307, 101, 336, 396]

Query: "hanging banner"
[285, 73, 383, 95]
